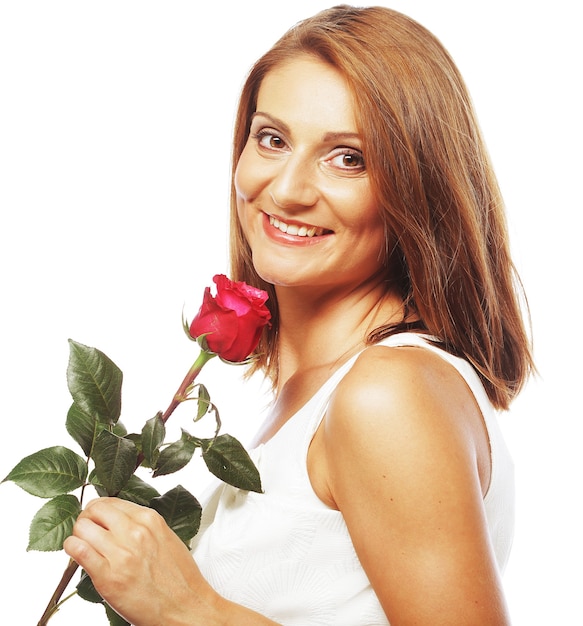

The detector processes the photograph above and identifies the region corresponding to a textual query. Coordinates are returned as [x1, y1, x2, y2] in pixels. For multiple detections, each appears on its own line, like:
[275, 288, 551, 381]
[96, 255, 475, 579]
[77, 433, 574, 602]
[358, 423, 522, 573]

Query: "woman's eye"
[330, 149, 366, 171]
[254, 130, 287, 151]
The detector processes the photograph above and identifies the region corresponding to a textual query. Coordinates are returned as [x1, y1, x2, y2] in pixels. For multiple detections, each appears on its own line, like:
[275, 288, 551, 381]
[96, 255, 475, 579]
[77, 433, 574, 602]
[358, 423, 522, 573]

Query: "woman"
[64, 5, 533, 624]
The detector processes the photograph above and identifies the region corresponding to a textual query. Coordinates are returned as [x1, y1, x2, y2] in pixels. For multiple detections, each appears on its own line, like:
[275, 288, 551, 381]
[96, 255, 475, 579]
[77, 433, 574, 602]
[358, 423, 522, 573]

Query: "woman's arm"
[320, 345, 511, 625]
[63, 498, 280, 626]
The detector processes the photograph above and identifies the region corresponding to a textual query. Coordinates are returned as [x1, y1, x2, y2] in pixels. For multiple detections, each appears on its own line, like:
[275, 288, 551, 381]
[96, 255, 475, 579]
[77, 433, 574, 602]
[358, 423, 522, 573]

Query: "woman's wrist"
[219, 598, 281, 626]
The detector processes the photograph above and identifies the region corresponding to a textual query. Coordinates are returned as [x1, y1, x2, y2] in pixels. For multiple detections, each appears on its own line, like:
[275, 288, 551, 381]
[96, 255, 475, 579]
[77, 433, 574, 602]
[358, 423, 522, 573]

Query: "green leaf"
[67, 339, 123, 425]
[201, 434, 262, 493]
[141, 413, 165, 468]
[118, 474, 160, 505]
[66, 402, 128, 457]
[196, 384, 211, 421]
[27, 494, 81, 551]
[66, 401, 97, 456]
[149, 485, 202, 545]
[153, 430, 198, 477]
[3, 446, 88, 498]
[77, 571, 103, 604]
[124, 432, 142, 449]
[90, 472, 160, 506]
[92, 430, 138, 496]
[113, 421, 128, 437]
[105, 604, 131, 626]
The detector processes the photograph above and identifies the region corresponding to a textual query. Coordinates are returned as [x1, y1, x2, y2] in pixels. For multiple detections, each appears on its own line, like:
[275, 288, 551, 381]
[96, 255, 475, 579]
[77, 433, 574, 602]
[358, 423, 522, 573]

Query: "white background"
[0, 1, 580, 624]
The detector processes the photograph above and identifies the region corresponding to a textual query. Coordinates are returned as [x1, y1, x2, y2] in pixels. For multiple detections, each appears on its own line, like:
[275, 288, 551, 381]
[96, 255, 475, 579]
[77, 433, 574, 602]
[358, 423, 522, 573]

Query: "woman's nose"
[269, 154, 318, 210]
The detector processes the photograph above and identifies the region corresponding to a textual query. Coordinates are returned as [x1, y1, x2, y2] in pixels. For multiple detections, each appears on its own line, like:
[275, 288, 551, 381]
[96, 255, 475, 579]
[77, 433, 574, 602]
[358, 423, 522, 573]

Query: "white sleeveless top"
[191, 333, 514, 625]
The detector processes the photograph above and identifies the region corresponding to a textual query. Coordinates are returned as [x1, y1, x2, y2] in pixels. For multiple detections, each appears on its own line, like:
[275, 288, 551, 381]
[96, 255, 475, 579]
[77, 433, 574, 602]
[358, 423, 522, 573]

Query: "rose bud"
[189, 275, 271, 362]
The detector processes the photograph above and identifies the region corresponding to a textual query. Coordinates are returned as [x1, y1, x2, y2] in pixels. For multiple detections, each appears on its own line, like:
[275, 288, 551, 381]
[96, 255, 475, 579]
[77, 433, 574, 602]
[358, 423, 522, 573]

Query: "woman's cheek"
[234, 152, 265, 237]
[234, 144, 257, 200]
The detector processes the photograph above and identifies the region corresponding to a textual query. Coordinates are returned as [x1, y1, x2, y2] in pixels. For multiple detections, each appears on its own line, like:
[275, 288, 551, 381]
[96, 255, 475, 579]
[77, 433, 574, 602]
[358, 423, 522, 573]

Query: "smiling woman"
[55, 4, 534, 626]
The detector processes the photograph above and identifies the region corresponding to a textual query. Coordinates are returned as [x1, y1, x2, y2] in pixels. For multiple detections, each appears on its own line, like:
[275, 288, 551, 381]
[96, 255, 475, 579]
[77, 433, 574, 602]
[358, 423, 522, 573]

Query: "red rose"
[189, 275, 271, 362]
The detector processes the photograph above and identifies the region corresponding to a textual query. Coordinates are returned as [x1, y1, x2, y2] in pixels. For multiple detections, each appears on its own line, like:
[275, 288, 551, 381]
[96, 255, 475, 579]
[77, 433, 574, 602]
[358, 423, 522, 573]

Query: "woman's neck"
[274, 280, 404, 392]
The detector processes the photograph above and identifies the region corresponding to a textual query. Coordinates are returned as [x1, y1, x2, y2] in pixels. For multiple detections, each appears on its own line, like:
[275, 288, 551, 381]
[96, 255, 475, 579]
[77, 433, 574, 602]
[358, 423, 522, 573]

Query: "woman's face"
[234, 55, 386, 293]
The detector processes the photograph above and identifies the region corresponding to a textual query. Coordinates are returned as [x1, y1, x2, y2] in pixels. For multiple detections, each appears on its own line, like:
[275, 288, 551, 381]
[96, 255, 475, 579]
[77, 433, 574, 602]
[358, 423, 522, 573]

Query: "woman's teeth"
[269, 215, 325, 237]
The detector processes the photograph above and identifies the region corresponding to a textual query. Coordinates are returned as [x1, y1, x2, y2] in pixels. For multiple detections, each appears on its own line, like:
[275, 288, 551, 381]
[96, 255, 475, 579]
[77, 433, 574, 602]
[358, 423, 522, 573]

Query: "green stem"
[37, 558, 79, 626]
[160, 349, 216, 424]
[132, 349, 215, 471]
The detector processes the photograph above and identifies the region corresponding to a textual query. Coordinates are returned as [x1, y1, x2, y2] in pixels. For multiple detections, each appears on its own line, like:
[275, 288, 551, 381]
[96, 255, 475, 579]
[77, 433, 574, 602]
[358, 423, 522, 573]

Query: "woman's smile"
[265, 212, 332, 241]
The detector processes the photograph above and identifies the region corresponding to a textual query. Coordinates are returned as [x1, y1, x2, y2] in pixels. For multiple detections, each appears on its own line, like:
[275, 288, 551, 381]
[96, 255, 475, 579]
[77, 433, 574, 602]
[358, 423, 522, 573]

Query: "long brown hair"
[230, 4, 534, 410]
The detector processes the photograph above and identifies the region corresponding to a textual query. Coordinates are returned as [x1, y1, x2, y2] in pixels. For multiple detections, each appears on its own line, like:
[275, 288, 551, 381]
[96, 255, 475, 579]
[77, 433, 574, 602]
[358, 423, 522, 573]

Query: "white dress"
[190, 333, 515, 625]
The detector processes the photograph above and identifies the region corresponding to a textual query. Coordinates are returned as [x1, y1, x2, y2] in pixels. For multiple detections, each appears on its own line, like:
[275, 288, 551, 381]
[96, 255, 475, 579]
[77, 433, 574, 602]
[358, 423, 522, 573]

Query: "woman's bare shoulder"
[330, 343, 482, 440]
[322, 343, 488, 505]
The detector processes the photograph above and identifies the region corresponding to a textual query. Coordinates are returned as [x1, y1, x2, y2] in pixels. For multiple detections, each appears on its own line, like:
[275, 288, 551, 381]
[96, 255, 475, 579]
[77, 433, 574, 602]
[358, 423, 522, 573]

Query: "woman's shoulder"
[335, 341, 481, 428]
[324, 341, 490, 497]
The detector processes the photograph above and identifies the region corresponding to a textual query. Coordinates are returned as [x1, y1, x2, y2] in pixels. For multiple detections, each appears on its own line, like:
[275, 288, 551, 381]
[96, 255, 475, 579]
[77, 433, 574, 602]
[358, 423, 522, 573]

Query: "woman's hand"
[63, 497, 220, 626]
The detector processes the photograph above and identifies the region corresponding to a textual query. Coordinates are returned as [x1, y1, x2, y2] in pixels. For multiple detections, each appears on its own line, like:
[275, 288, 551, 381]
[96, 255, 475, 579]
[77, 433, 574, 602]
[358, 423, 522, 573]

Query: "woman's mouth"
[268, 215, 331, 238]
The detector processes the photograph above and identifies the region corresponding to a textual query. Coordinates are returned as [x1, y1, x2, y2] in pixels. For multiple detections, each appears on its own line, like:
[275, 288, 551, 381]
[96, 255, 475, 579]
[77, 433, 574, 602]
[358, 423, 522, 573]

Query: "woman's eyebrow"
[322, 131, 361, 143]
[252, 112, 361, 143]
[251, 111, 290, 135]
